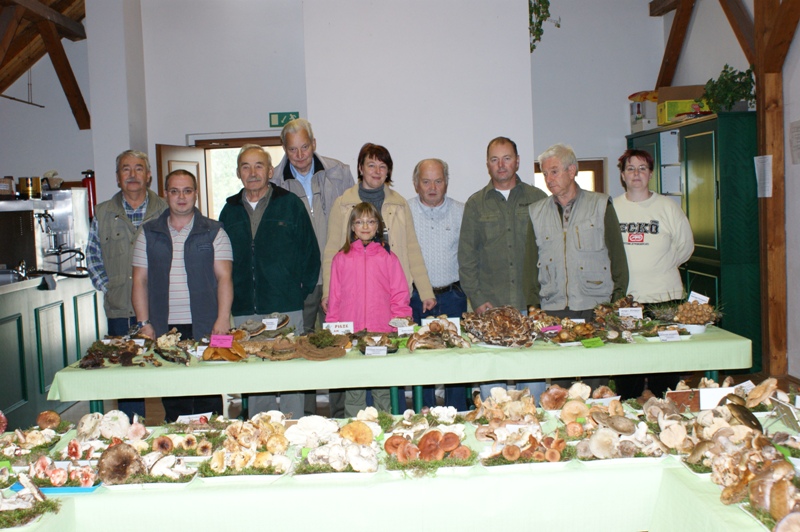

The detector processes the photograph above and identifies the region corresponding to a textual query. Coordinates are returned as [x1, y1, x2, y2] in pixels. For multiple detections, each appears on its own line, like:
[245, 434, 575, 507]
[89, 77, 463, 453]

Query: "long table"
[24, 456, 765, 532]
[47, 327, 751, 413]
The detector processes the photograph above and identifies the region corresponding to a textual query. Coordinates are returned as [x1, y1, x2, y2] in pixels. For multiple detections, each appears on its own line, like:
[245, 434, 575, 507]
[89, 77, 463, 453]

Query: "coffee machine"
[0, 189, 90, 275]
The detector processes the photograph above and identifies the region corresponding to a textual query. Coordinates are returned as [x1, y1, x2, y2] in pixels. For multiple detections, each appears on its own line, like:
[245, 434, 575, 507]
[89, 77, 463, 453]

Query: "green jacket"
[458, 178, 547, 311]
[219, 184, 320, 315]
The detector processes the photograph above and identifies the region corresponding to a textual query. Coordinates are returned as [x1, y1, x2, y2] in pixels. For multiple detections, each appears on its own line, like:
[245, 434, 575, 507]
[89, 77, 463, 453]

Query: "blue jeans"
[409, 284, 469, 412]
[107, 317, 146, 420]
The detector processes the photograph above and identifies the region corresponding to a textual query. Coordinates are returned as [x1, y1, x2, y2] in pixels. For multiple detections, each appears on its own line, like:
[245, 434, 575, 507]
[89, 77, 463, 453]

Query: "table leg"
[413, 385, 423, 412]
[241, 395, 249, 419]
[89, 400, 104, 414]
[390, 386, 399, 414]
[704, 370, 719, 382]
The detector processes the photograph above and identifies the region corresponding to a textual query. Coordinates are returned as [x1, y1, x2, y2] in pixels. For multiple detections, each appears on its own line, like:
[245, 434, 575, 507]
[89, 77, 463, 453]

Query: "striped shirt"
[407, 195, 464, 288]
[132, 216, 232, 324]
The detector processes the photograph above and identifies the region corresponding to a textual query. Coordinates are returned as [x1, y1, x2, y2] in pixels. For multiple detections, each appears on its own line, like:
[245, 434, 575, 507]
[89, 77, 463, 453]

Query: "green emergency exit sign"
[270, 112, 300, 127]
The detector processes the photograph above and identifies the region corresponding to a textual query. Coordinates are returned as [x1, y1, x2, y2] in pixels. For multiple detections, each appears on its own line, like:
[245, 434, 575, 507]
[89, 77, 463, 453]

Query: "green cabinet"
[0, 277, 104, 429]
[628, 114, 760, 371]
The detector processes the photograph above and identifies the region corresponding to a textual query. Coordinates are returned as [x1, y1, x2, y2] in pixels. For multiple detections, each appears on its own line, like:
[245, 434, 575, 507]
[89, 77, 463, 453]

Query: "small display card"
[580, 337, 604, 348]
[657, 330, 681, 342]
[422, 316, 461, 335]
[688, 291, 710, 304]
[699, 386, 735, 410]
[175, 412, 212, 424]
[396, 326, 415, 336]
[195, 345, 207, 359]
[364, 346, 388, 356]
[132, 338, 146, 346]
[210, 334, 233, 348]
[618, 307, 643, 319]
[572, 318, 586, 324]
[262, 318, 279, 331]
[323, 322, 354, 335]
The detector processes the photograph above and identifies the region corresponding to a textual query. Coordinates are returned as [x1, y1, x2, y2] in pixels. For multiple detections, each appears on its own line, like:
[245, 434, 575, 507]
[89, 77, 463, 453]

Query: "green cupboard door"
[681, 125, 719, 264]
[628, 132, 661, 194]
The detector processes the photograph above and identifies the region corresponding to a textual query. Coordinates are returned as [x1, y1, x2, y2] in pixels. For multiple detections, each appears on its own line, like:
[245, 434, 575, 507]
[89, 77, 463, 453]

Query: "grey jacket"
[272, 153, 354, 284]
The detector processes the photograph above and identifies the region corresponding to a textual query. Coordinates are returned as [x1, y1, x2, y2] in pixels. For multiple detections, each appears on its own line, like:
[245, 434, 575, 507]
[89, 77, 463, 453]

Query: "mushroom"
[340, 421, 373, 445]
[36, 410, 61, 430]
[97, 443, 147, 485]
[576, 439, 594, 460]
[606, 415, 637, 436]
[775, 512, 800, 532]
[568, 382, 591, 401]
[686, 440, 717, 464]
[99, 410, 131, 440]
[592, 385, 616, 399]
[539, 384, 569, 410]
[560, 400, 590, 424]
[659, 423, 688, 450]
[589, 428, 619, 459]
[209, 450, 227, 473]
[747, 378, 779, 409]
[727, 403, 763, 432]
[76, 412, 103, 442]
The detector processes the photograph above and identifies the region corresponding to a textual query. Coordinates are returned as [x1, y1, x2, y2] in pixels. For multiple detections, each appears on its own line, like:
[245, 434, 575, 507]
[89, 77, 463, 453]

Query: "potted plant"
[698, 64, 756, 114]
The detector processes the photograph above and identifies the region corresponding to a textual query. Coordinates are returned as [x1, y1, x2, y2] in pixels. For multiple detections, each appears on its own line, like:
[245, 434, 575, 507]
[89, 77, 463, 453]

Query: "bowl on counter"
[677, 323, 707, 335]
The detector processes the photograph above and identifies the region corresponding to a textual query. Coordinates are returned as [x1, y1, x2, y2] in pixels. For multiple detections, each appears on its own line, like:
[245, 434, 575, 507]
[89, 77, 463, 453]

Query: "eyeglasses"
[624, 166, 650, 174]
[353, 219, 378, 227]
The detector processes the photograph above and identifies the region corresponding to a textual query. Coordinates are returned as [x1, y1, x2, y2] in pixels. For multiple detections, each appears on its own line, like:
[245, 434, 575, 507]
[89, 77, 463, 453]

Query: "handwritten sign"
[262, 318, 279, 330]
[210, 334, 233, 348]
[364, 346, 388, 356]
[618, 307, 643, 319]
[657, 330, 681, 342]
[687, 291, 710, 304]
[396, 326, 415, 336]
[323, 322, 354, 335]
[541, 325, 561, 333]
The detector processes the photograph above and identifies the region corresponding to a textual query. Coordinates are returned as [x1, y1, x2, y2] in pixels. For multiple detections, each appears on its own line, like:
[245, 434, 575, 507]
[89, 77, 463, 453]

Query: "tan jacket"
[322, 185, 434, 301]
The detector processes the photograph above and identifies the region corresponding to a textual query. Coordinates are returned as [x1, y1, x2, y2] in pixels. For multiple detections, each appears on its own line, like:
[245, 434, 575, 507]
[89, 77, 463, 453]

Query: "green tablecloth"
[47, 327, 751, 402]
[25, 456, 764, 532]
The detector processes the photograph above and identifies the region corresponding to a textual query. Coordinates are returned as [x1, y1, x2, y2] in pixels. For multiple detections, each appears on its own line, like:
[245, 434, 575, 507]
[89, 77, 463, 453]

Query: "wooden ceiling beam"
[718, 0, 755, 65]
[37, 18, 89, 128]
[650, 0, 679, 17]
[763, 0, 800, 73]
[9, 0, 84, 40]
[0, 5, 26, 64]
[655, 0, 695, 88]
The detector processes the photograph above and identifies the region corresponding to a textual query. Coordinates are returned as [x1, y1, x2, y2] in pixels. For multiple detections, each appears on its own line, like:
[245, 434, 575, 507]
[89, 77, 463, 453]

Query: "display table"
[24, 456, 763, 531]
[48, 327, 751, 411]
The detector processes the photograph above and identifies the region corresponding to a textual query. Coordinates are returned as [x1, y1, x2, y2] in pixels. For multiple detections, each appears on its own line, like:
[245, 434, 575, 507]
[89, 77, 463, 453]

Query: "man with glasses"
[131, 169, 233, 421]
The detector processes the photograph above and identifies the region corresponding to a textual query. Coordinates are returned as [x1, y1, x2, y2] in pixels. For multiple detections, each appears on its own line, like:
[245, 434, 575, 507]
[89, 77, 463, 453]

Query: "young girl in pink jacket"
[326, 202, 412, 417]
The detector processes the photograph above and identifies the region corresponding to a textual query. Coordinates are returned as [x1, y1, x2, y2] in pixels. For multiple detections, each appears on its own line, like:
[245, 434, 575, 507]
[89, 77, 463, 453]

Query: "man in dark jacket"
[219, 144, 320, 417]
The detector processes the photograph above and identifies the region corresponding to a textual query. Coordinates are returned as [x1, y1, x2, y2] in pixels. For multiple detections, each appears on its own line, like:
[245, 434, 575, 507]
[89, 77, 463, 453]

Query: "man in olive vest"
[86, 149, 167, 419]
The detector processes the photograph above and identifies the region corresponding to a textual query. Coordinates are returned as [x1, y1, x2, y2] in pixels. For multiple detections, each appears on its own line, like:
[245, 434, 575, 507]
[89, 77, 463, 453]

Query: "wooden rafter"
[763, 0, 800, 73]
[37, 18, 87, 128]
[655, 0, 695, 89]
[718, 0, 755, 65]
[0, 5, 25, 63]
[8, 0, 83, 40]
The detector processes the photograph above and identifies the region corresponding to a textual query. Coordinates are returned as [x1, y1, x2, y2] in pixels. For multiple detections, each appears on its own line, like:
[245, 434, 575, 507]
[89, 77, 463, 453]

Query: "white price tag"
[396, 325, 415, 336]
[618, 307, 643, 319]
[687, 291, 710, 304]
[571, 318, 586, 324]
[194, 345, 207, 359]
[262, 318, 279, 331]
[657, 330, 681, 342]
[421, 317, 461, 335]
[323, 322, 354, 335]
[132, 338, 146, 346]
[364, 346, 388, 356]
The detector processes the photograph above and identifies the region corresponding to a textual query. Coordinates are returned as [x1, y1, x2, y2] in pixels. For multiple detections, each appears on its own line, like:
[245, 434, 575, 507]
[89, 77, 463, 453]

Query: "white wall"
[303, 0, 534, 202]
[0, 39, 93, 183]
[530, 0, 664, 198]
[784, 26, 800, 377]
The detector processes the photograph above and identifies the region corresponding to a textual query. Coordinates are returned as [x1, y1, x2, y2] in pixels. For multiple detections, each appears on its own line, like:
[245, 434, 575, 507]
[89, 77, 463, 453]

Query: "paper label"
[210, 335, 233, 348]
[687, 291, 709, 304]
[572, 318, 586, 324]
[364, 346, 388, 356]
[195, 346, 207, 359]
[396, 325, 415, 336]
[175, 412, 212, 424]
[262, 318, 279, 331]
[541, 325, 561, 333]
[132, 339, 146, 346]
[581, 337, 604, 348]
[657, 330, 681, 342]
[323, 322, 354, 334]
[421, 317, 461, 335]
[699, 386, 735, 411]
[618, 307, 643, 319]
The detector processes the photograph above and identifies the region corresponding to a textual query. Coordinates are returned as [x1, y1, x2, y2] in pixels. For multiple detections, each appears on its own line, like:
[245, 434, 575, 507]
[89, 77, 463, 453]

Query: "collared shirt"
[407, 195, 464, 287]
[289, 160, 316, 210]
[133, 216, 233, 324]
[86, 194, 150, 293]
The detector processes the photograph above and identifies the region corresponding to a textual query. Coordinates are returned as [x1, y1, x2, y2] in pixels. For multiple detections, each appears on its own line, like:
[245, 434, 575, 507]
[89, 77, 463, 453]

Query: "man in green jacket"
[219, 145, 320, 418]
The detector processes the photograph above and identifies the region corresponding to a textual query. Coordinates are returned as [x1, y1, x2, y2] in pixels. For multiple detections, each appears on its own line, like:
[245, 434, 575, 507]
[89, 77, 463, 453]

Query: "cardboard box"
[631, 119, 658, 133]
[657, 85, 708, 125]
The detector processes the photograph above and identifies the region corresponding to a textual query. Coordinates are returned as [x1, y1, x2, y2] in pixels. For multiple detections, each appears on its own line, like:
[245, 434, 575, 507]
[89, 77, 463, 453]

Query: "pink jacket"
[326, 241, 411, 333]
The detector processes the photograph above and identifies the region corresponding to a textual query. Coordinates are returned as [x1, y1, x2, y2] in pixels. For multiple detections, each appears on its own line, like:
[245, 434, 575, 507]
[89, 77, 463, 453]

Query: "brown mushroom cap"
[728, 403, 763, 432]
[340, 421, 373, 445]
[440, 432, 460, 452]
[36, 410, 61, 430]
[449, 445, 472, 460]
[606, 415, 637, 435]
[97, 443, 146, 485]
[747, 378, 779, 409]
[384, 435, 407, 456]
[560, 400, 590, 424]
[502, 444, 521, 462]
[540, 384, 569, 410]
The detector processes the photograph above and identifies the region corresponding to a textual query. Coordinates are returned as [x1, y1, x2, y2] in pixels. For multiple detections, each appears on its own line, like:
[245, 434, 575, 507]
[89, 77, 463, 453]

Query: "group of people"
[85, 119, 694, 422]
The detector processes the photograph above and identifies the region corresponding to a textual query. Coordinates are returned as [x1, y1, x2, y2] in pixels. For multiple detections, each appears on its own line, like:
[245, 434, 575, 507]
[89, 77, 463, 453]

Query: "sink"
[0, 269, 24, 286]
